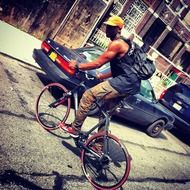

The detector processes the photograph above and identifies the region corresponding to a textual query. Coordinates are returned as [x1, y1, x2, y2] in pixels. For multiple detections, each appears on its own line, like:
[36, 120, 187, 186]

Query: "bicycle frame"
[48, 81, 85, 115]
[64, 81, 115, 157]
[47, 79, 123, 158]
[78, 116, 110, 157]
[67, 81, 86, 116]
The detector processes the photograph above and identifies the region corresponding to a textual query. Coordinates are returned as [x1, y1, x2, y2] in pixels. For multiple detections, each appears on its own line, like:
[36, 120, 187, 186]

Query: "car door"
[122, 80, 160, 125]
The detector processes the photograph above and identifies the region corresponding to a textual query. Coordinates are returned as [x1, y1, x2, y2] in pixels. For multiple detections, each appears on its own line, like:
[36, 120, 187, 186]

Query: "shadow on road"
[1, 169, 190, 190]
[0, 170, 43, 190]
[61, 140, 81, 157]
[0, 169, 86, 190]
[44, 128, 72, 140]
[170, 128, 190, 147]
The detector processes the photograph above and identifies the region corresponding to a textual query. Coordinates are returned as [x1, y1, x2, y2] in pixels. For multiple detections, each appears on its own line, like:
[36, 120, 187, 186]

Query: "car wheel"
[146, 119, 165, 137]
[88, 103, 100, 116]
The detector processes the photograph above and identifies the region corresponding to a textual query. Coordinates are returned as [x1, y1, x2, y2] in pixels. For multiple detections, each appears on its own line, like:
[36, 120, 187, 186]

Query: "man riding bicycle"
[60, 15, 141, 137]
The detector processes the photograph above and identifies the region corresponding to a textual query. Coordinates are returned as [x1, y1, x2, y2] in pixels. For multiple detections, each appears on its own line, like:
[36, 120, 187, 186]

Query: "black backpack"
[120, 37, 156, 80]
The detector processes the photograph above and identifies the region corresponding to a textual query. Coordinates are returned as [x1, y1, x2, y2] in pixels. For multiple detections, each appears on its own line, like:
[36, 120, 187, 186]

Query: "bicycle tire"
[35, 83, 71, 130]
[81, 132, 131, 190]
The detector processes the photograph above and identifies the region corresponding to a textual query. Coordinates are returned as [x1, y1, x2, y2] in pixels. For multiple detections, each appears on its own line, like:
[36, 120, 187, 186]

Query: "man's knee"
[81, 89, 95, 104]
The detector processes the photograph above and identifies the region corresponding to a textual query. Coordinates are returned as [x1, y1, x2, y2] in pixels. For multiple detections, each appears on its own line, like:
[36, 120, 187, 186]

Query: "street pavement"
[0, 20, 41, 67]
[0, 53, 190, 190]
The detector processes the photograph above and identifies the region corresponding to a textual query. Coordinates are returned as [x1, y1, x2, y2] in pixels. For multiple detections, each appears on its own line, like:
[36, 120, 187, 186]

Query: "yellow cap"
[104, 15, 125, 29]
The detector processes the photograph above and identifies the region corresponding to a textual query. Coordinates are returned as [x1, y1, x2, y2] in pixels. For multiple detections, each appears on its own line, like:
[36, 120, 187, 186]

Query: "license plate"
[49, 52, 57, 61]
[173, 103, 182, 111]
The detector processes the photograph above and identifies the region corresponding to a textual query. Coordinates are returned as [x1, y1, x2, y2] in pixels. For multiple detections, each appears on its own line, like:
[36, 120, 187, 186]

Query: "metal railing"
[89, 29, 110, 49]
[88, 0, 147, 49]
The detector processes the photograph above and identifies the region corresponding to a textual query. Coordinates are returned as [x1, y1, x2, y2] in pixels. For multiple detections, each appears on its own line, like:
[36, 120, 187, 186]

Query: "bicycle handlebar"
[74, 66, 98, 81]
[66, 58, 99, 81]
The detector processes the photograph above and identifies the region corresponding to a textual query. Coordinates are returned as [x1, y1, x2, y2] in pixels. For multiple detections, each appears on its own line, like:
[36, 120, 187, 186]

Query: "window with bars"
[110, 0, 127, 15]
[123, 0, 148, 33]
[88, 0, 148, 49]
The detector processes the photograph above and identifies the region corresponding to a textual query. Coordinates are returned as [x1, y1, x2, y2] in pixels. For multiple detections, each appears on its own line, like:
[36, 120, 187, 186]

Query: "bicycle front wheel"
[35, 83, 71, 130]
[81, 132, 131, 190]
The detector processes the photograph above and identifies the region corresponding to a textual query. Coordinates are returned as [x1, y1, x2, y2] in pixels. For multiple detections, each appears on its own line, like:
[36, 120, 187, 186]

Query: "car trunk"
[161, 85, 190, 124]
[172, 92, 190, 123]
[41, 38, 99, 88]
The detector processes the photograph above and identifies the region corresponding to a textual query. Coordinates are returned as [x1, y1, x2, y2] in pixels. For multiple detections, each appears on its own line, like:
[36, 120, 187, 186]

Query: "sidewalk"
[0, 20, 41, 67]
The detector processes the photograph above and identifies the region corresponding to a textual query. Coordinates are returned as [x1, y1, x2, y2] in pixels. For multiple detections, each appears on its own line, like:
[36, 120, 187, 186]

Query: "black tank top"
[108, 38, 141, 95]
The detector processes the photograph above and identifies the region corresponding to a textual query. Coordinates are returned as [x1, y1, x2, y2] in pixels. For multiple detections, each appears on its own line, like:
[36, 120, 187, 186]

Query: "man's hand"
[96, 72, 103, 80]
[96, 71, 112, 80]
[69, 60, 77, 70]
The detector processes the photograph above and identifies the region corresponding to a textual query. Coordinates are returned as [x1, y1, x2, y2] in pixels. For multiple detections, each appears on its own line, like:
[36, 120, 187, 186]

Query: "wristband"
[75, 63, 79, 70]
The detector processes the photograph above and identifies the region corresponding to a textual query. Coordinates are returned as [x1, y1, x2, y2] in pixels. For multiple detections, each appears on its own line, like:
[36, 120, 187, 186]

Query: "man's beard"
[107, 33, 117, 40]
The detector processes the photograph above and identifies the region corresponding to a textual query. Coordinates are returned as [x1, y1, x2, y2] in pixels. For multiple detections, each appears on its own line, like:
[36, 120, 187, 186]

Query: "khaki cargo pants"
[72, 80, 124, 131]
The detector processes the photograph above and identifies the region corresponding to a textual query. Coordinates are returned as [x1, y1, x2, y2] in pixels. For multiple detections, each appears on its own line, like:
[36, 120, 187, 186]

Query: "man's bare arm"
[69, 40, 127, 70]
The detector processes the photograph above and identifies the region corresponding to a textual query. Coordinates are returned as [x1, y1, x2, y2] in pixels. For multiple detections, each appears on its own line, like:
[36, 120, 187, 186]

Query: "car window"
[170, 84, 190, 98]
[82, 51, 100, 61]
[76, 47, 110, 73]
[77, 48, 103, 62]
[140, 80, 156, 102]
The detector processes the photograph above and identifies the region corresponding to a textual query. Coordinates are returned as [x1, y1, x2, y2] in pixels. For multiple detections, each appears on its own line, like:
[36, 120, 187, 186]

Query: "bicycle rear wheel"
[36, 83, 71, 130]
[81, 132, 131, 190]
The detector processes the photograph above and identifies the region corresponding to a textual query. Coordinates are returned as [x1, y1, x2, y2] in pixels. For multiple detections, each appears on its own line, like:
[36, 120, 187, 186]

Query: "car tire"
[88, 103, 100, 116]
[146, 119, 165, 137]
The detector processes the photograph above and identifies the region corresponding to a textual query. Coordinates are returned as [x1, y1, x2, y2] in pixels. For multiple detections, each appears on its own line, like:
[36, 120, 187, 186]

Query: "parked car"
[33, 38, 174, 137]
[159, 83, 190, 135]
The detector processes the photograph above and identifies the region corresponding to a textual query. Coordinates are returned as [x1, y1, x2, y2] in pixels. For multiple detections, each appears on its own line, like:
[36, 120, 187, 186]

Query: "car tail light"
[41, 41, 51, 53]
[159, 89, 167, 99]
[56, 55, 75, 76]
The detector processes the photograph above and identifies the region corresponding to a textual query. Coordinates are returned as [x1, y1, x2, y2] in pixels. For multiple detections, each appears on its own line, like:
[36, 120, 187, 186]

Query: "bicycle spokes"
[36, 83, 71, 130]
[81, 133, 131, 190]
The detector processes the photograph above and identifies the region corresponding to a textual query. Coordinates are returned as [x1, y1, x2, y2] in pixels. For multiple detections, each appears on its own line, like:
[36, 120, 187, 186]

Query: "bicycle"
[35, 71, 131, 190]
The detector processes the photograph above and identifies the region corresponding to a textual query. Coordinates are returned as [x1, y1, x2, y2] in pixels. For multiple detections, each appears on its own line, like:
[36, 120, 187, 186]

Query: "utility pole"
[81, 0, 115, 47]
[52, 0, 80, 40]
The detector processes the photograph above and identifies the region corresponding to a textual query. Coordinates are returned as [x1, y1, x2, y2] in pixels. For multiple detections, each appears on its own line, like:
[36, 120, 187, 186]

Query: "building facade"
[135, 0, 190, 86]
[88, 0, 190, 96]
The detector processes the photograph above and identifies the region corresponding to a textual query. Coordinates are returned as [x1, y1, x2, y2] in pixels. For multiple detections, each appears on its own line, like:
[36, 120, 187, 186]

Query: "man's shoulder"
[120, 36, 132, 46]
[108, 39, 122, 50]
[110, 37, 130, 47]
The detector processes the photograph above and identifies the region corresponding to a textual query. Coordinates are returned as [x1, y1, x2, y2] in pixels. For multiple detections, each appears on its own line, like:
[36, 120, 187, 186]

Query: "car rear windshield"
[182, 86, 190, 97]
[76, 48, 103, 62]
[173, 84, 190, 97]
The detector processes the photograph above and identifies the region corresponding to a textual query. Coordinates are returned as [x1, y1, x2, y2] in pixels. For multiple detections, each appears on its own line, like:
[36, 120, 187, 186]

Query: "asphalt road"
[0, 54, 190, 190]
